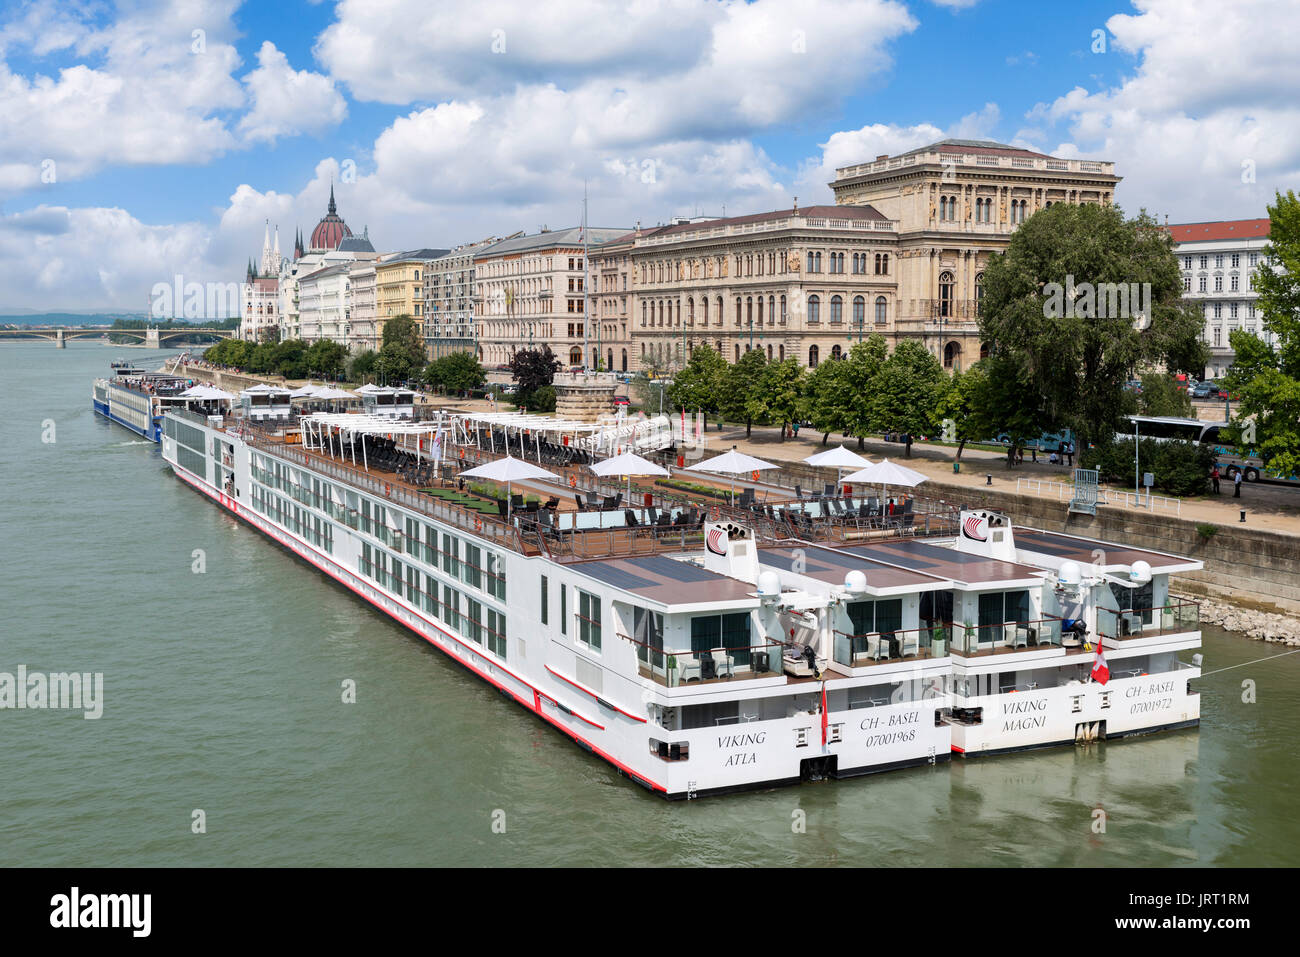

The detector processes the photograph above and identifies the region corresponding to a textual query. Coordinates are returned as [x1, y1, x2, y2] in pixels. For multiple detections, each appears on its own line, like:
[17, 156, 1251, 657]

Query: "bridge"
[0, 327, 237, 348]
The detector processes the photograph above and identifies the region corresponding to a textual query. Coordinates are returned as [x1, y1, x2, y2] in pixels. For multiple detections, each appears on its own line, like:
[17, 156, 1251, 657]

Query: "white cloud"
[238, 41, 346, 145]
[1031, 0, 1300, 220]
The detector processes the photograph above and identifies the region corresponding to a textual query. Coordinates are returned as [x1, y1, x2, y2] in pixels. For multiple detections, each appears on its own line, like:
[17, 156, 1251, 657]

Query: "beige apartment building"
[828, 138, 1120, 369]
[376, 248, 448, 356]
[473, 227, 629, 368]
[588, 231, 639, 373]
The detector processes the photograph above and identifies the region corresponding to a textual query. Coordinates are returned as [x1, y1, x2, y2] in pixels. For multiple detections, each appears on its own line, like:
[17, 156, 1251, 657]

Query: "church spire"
[328, 183, 337, 216]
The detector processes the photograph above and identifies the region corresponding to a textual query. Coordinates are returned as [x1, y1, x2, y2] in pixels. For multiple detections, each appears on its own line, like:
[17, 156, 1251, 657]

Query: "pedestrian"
[1233, 470, 1242, 498]
[1065, 441, 1074, 467]
[1030, 443, 1037, 463]
[1210, 465, 1220, 494]
[792, 421, 800, 439]
[1049, 450, 1059, 465]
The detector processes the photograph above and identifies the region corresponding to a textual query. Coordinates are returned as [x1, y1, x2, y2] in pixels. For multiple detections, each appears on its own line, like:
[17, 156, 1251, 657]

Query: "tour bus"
[1118, 416, 1298, 485]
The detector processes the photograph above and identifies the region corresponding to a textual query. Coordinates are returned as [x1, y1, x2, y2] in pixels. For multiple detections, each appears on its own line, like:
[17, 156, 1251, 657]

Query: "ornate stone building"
[828, 138, 1120, 369]
[621, 205, 899, 372]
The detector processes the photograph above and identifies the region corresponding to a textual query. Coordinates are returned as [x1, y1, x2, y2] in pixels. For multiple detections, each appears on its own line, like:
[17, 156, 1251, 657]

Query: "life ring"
[751, 470, 760, 481]
[474, 517, 483, 532]
[384, 482, 391, 496]
[711, 505, 721, 521]
[569, 476, 577, 489]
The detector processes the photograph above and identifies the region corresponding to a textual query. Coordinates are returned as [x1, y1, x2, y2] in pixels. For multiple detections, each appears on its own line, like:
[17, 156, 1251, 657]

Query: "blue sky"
[0, 0, 1295, 311]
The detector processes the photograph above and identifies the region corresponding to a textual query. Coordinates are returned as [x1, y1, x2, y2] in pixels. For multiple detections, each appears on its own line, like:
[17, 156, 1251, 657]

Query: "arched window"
[746, 296, 753, 325]
[621, 349, 628, 371]
[641, 301, 647, 326]
[939, 196, 948, 221]
[831, 344, 842, 360]
[736, 297, 742, 325]
[808, 295, 820, 324]
[767, 344, 773, 360]
[735, 344, 740, 362]
[607, 349, 613, 371]
[808, 345, 819, 368]
[569, 347, 582, 365]
[701, 297, 708, 323]
[830, 295, 843, 324]
[688, 297, 695, 323]
[815, 251, 823, 272]
[780, 295, 787, 323]
[716, 296, 723, 324]
[875, 295, 887, 324]
[979, 342, 990, 361]
[779, 344, 785, 361]
[943, 341, 961, 370]
[853, 295, 865, 327]
[939, 271, 954, 318]
[880, 254, 889, 274]
[757, 297, 764, 325]
[807, 251, 815, 273]
[768, 295, 775, 323]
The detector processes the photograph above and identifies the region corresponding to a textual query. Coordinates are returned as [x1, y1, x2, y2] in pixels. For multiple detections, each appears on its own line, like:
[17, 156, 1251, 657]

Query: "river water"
[2, 341, 1297, 867]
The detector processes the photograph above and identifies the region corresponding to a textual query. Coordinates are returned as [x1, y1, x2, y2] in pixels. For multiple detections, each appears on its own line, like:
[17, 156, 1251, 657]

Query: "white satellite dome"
[1058, 561, 1083, 587]
[844, 570, 868, 594]
[757, 570, 782, 600]
[1129, 560, 1152, 583]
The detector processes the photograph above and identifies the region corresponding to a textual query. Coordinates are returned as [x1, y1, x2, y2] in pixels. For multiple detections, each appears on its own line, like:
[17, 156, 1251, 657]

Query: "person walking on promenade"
[1234, 469, 1242, 498]
[1065, 441, 1075, 467]
[1210, 465, 1221, 494]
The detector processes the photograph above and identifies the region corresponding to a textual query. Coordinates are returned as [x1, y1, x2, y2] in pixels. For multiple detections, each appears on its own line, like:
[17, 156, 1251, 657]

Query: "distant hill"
[0, 312, 152, 326]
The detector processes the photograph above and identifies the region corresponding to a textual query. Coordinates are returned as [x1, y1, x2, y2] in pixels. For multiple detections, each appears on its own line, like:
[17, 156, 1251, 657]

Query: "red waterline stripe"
[545, 665, 648, 723]
[173, 466, 661, 791]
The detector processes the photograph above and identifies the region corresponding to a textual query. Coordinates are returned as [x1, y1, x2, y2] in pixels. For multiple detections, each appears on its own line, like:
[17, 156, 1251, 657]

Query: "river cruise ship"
[93, 361, 194, 441]
[160, 407, 1204, 798]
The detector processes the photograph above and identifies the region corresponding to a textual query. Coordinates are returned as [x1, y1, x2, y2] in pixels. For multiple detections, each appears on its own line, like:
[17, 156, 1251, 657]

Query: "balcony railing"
[622, 633, 787, 687]
[1097, 600, 1200, 641]
[949, 618, 1064, 657]
[834, 624, 950, 666]
[833, 151, 1115, 180]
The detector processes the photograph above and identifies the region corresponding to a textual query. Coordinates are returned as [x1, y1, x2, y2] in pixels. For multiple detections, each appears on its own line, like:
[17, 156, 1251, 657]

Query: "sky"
[0, 0, 1296, 313]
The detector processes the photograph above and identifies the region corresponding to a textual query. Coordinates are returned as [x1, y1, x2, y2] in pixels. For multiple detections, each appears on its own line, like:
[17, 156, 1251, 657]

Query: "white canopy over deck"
[298, 411, 449, 471]
[449, 410, 673, 461]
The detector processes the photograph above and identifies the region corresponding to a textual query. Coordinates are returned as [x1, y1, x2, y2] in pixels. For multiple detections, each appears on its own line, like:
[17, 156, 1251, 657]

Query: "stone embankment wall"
[921, 479, 1300, 635]
[179, 363, 284, 394]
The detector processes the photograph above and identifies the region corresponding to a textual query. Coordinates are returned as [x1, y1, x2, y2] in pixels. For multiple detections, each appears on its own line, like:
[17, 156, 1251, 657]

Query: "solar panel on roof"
[577, 563, 658, 591]
[633, 555, 721, 583]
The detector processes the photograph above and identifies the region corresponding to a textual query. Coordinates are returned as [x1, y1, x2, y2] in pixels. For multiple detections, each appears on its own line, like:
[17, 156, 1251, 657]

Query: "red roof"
[1166, 219, 1270, 243]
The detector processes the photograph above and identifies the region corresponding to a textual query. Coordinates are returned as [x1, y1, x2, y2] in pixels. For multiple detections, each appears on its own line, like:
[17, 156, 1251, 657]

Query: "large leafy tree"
[1222, 190, 1300, 476]
[425, 350, 486, 393]
[804, 354, 851, 446]
[936, 361, 989, 460]
[509, 346, 561, 408]
[746, 357, 806, 441]
[380, 314, 427, 373]
[305, 339, 347, 379]
[840, 336, 889, 450]
[667, 344, 727, 428]
[1137, 372, 1191, 417]
[721, 347, 768, 437]
[870, 340, 946, 456]
[979, 202, 1207, 452]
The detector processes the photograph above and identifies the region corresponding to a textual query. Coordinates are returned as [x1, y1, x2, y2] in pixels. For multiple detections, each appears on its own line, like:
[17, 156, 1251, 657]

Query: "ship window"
[977, 590, 1030, 644]
[463, 543, 482, 589]
[633, 606, 665, 670]
[577, 589, 602, 651]
[466, 598, 483, 644]
[486, 608, 507, 659]
[560, 584, 567, 635]
[690, 612, 752, 666]
[541, 575, 549, 625]
[1109, 580, 1153, 625]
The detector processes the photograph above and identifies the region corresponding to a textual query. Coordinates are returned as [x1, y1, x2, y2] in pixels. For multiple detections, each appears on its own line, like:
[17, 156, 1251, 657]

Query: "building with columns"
[828, 138, 1120, 370]
[473, 226, 629, 369]
[375, 248, 449, 358]
[347, 258, 379, 353]
[1167, 218, 1272, 378]
[621, 206, 900, 371]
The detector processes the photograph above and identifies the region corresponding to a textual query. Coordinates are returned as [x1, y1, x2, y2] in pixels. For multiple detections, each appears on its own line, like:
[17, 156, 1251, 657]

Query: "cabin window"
[560, 584, 567, 635]
[845, 599, 903, 656]
[1109, 580, 1154, 625]
[466, 598, 484, 644]
[442, 584, 461, 632]
[577, 589, 602, 651]
[541, 575, 549, 625]
[977, 590, 1030, 644]
[486, 609, 507, 660]
[690, 612, 752, 666]
[463, 543, 482, 590]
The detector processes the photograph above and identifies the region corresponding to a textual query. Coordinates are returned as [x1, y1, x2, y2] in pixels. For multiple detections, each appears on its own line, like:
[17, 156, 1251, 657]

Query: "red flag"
[1091, 641, 1110, 685]
[820, 684, 829, 745]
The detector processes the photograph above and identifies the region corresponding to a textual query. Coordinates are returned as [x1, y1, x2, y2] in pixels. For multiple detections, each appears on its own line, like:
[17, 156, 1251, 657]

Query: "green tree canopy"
[425, 350, 486, 393]
[1222, 190, 1300, 476]
[870, 340, 946, 456]
[667, 344, 727, 427]
[746, 357, 806, 441]
[979, 203, 1207, 451]
[721, 347, 768, 437]
[509, 346, 561, 408]
[380, 314, 426, 374]
[804, 354, 852, 446]
[349, 349, 378, 383]
[839, 336, 890, 449]
[1137, 372, 1191, 417]
[305, 339, 347, 379]
[936, 360, 990, 459]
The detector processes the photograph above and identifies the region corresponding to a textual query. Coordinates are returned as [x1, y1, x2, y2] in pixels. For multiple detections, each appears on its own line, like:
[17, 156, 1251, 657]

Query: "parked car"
[1123, 379, 1143, 393]
[613, 395, 629, 409]
[1191, 381, 1217, 399]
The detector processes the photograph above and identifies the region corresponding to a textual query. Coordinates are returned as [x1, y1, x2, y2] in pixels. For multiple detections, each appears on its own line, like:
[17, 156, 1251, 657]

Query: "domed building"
[307, 185, 353, 253]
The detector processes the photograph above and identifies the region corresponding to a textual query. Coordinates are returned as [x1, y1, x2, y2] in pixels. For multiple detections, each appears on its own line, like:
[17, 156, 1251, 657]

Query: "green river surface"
[2, 342, 1297, 866]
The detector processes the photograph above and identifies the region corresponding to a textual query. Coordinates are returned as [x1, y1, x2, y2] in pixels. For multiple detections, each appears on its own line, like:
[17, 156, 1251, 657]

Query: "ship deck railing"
[622, 633, 826, 688]
[1097, 599, 1200, 642]
[947, 617, 1072, 658]
[833, 623, 953, 666]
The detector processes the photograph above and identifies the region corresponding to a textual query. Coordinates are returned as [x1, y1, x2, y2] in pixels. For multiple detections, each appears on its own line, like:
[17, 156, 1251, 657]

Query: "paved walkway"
[708, 425, 1300, 536]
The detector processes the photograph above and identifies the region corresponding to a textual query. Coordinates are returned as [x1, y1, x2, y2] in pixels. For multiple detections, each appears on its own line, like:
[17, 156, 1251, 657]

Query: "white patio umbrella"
[290, 383, 322, 398]
[460, 455, 560, 522]
[842, 458, 928, 510]
[589, 451, 669, 504]
[686, 445, 780, 505]
[803, 445, 873, 491]
[179, 384, 236, 401]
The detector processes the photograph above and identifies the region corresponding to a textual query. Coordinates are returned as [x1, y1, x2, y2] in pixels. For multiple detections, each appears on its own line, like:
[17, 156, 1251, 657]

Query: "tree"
[349, 349, 378, 383]
[839, 336, 889, 450]
[380, 314, 426, 375]
[376, 341, 417, 383]
[979, 202, 1207, 453]
[667, 344, 727, 428]
[305, 339, 347, 380]
[871, 340, 946, 456]
[1222, 190, 1300, 477]
[721, 348, 768, 437]
[936, 361, 990, 460]
[1137, 372, 1192, 417]
[509, 346, 561, 408]
[269, 338, 309, 379]
[746, 358, 806, 441]
[425, 350, 486, 394]
[804, 355, 852, 446]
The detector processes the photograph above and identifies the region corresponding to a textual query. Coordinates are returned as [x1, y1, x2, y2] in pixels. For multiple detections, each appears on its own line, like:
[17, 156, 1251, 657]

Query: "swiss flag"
[1091, 641, 1110, 685]
[820, 684, 829, 745]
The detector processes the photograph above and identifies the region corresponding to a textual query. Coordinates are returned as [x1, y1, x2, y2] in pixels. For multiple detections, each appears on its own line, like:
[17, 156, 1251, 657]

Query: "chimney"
[792, 196, 799, 215]
[876, 154, 889, 162]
